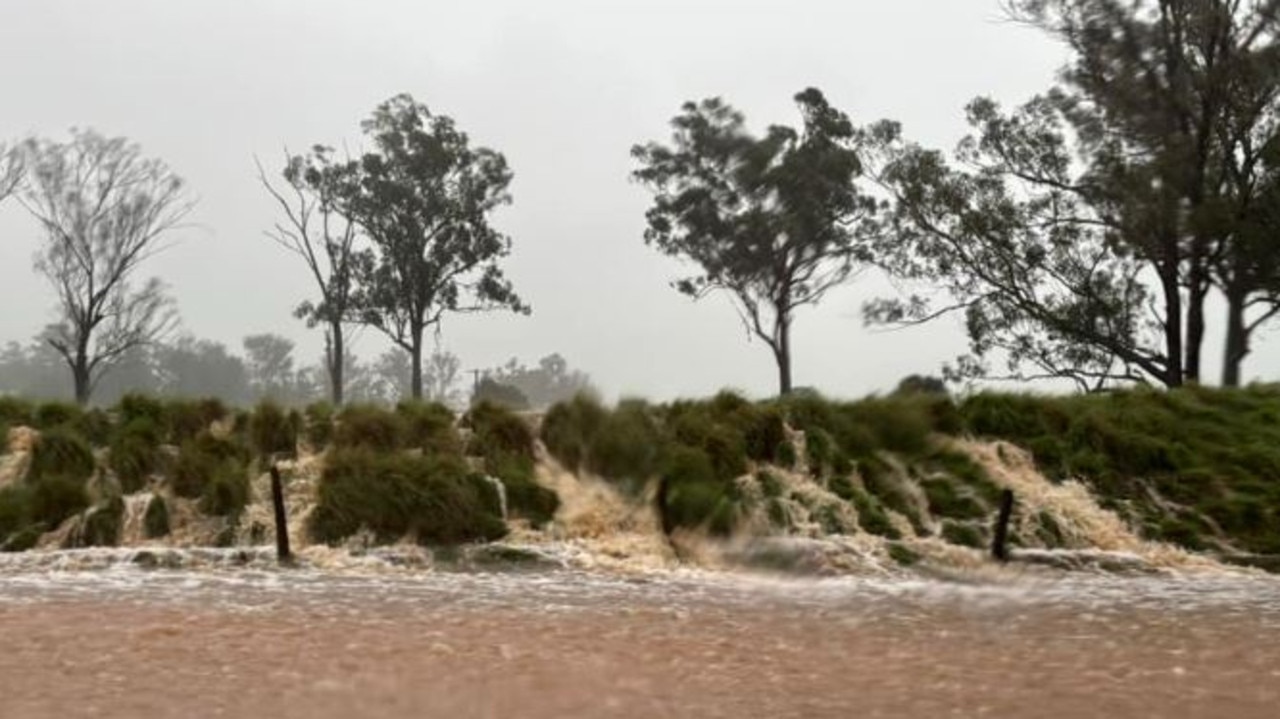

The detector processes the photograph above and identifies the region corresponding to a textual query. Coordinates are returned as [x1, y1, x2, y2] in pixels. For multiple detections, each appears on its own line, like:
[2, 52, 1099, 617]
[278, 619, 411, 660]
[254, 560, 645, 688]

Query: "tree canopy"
[346, 94, 529, 400]
[632, 88, 877, 395]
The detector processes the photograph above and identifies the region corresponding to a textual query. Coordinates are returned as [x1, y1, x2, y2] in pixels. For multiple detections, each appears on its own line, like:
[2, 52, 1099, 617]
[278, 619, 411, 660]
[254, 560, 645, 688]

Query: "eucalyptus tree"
[345, 94, 528, 400]
[17, 129, 191, 404]
[632, 88, 877, 395]
[867, 0, 1280, 389]
[258, 146, 368, 405]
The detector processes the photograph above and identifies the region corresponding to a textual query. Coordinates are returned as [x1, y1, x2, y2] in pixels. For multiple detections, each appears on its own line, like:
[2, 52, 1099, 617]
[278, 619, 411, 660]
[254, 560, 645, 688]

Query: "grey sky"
[1, 1, 1271, 400]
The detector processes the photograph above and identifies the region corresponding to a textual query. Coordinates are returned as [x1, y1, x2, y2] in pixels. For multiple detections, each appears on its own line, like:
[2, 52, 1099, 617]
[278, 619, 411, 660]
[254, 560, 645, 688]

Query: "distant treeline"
[0, 334, 591, 411]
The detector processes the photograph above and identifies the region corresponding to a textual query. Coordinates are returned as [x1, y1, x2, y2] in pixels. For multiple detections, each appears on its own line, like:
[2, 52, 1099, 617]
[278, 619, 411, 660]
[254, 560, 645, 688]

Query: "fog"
[2, 0, 1266, 401]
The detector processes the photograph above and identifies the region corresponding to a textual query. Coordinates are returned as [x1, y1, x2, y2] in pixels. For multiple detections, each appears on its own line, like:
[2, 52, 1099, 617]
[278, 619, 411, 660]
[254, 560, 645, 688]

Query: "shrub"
[859, 456, 924, 534]
[310, 449, 508, 546]
[118, 393, 168, 431]
[31, 475, 89, 529]
[167, 398, 227, 443]
[302, 401, 335, 450]
[841, 397, 934, 456]
[465, 402, 534, 460]
[887, 542, 922, 566]
[173, 432, 250, 500]
[806, 428, 835, 477]
[775, 439, 797, 469]
[109, 423, 160, 494]
[249, 400, 298, 458]
[835, 479, 900, 540]
[198, 462, 251, 516]
[144, 495, 170, 538]
[34, 401, 82, 430]
[72, 408, 114, 446]
[332, 404, 404, 452]
[79, 496, 124, 548]
[0, 423, 8, 456]
[503, 477, 559, 528]
[757, 470, 786, 499]
[0, 397, 34, 428]
[659, 446, 737, 536]
[397, 401, 460, 456]
[919, 477, 988, 521]
[471, 378, 530, 410]
[0, 485, 35, 545]
[668, 404, 748, 482]
[941, 521, 986, 549]
[586, 400, 667, 489]
[540, 394, 607, 471]
[29, 427, 95, 482]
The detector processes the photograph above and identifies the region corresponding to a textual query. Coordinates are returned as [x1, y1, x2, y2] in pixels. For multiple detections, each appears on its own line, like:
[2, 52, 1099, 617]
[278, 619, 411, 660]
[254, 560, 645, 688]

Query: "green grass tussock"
[309, 449, 507, 546]
[332, 404, 404, 452]
[464, 402, 559, 527]
[29, 427, 95, 483]
[144, 495, 170, 538]
[248, 400, 299, 458]
[957, 385, 1280, 554]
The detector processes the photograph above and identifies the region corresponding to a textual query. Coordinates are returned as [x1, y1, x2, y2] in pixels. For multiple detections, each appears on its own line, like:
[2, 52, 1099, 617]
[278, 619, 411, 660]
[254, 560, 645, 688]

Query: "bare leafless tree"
[17, 129, 192, 405]
[257, 147, 365, 406]
[0, 141, 24, 203]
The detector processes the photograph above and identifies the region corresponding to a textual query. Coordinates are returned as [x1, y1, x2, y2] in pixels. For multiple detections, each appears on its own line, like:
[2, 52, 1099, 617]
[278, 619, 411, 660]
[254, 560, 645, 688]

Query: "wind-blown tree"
[258, 147, 368, 405]
[1013, 0, 1280, 385]
[863, 103, 1166, 391]
[17, 130, 191, 404]
[868, 0, 1280, 389]
[346, 94, 529, 400]
[632, 88, 877, 395]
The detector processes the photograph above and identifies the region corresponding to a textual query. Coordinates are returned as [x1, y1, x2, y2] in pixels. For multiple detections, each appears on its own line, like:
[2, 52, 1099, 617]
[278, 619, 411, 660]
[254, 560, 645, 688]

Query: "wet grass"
[957, 385, 1280, 554]
[309, 448, 507, 546]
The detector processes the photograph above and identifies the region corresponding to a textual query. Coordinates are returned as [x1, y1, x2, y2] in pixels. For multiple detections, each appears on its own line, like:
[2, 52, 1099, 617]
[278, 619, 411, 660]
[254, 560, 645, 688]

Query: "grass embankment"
[1, 385, 1278, 560]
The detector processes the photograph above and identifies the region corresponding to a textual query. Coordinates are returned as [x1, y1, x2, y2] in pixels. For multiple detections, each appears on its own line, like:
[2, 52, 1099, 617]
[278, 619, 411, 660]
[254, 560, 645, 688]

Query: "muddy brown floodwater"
[2, 562, 1280, 718]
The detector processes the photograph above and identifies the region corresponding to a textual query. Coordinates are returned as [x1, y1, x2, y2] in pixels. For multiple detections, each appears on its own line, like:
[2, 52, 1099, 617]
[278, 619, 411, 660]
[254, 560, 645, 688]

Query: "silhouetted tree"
[471, 377, 529, 410]
[242, 333, 302, 403]
[155, 335, 251, 404]
[0, 142, 23, 203]
[0, 340, 70, 400]
[633, 88, 877, 395]
[345, 94, 529, 399]
[490, 353, 594, 409]
[16, 130, 191, 404]
[867, 0, 1280, 389]
[258, 147, 368, 405]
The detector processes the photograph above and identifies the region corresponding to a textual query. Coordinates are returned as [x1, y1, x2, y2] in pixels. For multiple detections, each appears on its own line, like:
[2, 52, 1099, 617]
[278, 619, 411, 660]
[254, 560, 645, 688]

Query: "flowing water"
[3, 437, 1280, 716]
[2, 549, 1279, 718]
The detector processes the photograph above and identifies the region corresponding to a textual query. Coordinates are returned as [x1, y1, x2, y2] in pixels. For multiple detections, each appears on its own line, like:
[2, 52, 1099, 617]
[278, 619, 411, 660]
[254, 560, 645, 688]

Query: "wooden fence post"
[269, 464, 292, 564]
[992, 489, 1014, 562]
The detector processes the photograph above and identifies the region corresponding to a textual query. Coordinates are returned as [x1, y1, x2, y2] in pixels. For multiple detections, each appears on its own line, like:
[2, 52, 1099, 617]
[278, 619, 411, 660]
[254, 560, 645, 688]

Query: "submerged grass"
[958, 384, 1280, 554]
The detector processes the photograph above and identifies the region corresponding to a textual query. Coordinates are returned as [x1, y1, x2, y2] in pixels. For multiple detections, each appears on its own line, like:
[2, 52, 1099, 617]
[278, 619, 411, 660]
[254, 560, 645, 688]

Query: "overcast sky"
[1, 1, 1273, 400]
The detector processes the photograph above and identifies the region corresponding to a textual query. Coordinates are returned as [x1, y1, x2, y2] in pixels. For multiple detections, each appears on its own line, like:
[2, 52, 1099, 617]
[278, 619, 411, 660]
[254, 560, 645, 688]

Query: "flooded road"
[2, 556, 1280, 718]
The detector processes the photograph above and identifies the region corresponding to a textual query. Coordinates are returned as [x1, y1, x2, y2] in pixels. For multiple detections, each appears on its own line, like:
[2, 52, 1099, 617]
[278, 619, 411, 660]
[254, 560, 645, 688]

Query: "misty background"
[1, 0, 1270, 401]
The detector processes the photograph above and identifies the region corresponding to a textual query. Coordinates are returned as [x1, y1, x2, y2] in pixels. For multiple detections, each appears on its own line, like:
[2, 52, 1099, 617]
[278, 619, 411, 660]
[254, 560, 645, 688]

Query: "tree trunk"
[1160, 259, 1184, 388]
[72, 347, 92, 406]
[327, 324, 345, 406]
[1222, 287, 1250, 388]
[774, 315, 793, 396]
[409, 326, 424, 400]
[1184, 262, 1208, 384]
